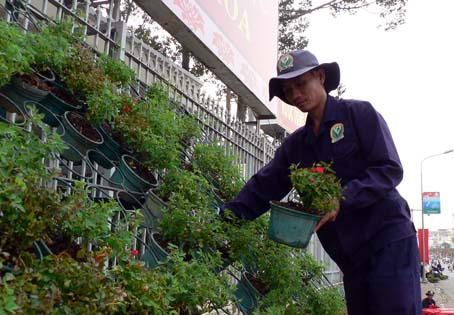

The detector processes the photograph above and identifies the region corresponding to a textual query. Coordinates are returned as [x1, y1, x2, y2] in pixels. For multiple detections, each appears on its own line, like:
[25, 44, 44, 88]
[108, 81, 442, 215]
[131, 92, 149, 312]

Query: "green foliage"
[0, 110, 65, 254]
[158, 168, 228, 257]
[160, 250, 235, 315]
[289, 162, 343, 214]
[96, 54, 136, 88]
[114, 83, 201, 171]
[27, 20, 77, 73]
[85, 84, 134, 126]
[192, 143, 243, 201]
[60, 42, 104, 96]
[0, 21, 33, 87]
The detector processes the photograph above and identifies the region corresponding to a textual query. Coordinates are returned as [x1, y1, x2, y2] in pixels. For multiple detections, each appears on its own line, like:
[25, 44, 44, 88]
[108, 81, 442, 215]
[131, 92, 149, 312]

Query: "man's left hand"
[313, 207, 340, 233]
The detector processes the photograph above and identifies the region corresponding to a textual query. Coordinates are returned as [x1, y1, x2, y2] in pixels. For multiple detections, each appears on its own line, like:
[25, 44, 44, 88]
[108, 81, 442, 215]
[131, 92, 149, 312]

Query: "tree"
[278, 0, 407, 53]
[120, 0, 407, 121]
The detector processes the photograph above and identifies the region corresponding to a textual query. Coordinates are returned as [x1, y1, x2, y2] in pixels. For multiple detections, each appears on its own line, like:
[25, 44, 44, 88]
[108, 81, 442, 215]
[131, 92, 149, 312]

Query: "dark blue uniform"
[222, 96, 422, 315]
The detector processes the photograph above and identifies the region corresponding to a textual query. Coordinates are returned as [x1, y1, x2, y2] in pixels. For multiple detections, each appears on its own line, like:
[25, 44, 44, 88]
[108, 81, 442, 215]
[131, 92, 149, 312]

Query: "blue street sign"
[422, 192, 441, 214]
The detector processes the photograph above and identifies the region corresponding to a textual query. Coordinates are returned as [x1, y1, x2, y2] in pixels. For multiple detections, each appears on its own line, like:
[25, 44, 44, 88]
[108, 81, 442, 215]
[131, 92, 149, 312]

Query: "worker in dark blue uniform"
[221, 50, 422, 315]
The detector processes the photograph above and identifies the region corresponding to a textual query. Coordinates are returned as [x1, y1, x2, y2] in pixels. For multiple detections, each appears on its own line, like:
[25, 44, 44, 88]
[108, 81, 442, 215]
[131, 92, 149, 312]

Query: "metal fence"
[1, 0, 342, 287]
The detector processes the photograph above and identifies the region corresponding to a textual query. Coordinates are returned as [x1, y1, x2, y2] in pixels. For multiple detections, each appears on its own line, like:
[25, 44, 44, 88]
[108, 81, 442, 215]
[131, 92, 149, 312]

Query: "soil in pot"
[67, 111, 102, 142]
[18, 73, 53, 92]
[272, 201, 322, 216]
[110, 129, 134, 153]
[50, 84, 82, 108]
[125, 155, 156, 184]
[246, 273, 270, 296]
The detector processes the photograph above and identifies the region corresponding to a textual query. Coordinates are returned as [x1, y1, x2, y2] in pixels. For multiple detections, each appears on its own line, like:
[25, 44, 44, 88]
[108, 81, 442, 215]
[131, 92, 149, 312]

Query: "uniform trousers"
[343, 235, 422, 315]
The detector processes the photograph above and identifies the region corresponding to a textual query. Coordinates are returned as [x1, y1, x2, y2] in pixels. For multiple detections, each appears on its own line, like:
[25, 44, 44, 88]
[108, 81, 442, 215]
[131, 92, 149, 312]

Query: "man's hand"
[313, 207, 340, 233]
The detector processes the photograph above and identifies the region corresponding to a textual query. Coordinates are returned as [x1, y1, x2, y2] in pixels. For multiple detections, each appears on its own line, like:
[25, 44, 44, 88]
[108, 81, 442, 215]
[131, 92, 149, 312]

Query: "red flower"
[309, 178, 315, 183]
[95, 256, 104, 262]
[311, 167, 317, 173]
[316, 166, 324, 173]
[124, 106, 130, 113]
[131, 249, 139, 256]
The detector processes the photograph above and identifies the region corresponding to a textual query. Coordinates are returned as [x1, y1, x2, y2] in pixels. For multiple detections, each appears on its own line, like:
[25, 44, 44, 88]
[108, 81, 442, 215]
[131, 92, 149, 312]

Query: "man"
[422, 291, 437, 309]
[221, 50, 421, 315]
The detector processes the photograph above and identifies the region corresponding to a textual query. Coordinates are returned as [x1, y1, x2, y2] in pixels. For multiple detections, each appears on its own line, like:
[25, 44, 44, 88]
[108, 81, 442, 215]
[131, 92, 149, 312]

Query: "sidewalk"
[421, 266, 454, 308]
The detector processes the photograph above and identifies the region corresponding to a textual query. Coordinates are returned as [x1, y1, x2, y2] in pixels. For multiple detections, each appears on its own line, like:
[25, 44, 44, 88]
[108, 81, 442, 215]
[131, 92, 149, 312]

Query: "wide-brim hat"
[426, 290, 435, 296]
[269, 50, 340, 105]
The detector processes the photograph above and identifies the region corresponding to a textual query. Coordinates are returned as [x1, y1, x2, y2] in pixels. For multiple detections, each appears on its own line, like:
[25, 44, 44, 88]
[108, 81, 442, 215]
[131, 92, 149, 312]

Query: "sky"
[305, 0, 454, 230]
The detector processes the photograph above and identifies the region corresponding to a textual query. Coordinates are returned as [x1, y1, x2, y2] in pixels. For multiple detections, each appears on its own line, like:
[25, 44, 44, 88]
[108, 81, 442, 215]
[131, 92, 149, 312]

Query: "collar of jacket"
[302, 95, 339, 144]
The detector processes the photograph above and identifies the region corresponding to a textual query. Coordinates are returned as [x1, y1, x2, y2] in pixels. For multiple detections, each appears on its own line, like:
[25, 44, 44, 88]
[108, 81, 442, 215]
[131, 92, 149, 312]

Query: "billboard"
[422, 192, 441, 214]
[136, 0, 308, 131]
[163, 0, 278, 112]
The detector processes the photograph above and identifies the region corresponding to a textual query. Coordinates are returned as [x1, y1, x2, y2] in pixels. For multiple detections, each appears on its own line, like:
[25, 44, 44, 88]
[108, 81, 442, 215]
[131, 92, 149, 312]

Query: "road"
[421, 264, 454, 308]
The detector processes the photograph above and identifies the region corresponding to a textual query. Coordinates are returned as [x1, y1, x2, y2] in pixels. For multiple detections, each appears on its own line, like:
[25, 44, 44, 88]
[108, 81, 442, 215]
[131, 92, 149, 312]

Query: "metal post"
[420, 149, 454, 283]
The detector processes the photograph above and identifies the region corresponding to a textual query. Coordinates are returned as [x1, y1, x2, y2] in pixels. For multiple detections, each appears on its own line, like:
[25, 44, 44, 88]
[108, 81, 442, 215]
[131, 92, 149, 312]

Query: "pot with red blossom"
[268, 162, 343, 249]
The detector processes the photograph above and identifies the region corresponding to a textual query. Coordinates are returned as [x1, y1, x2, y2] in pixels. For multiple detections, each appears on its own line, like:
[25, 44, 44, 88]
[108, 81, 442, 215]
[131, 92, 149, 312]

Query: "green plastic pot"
[0, 92, 26, 125]
[96, 124, 123, 163]
[143, 245, 160, 270]
[42, 82, 82, 116]
[111, 154, 157, 193]
[0, 75, 49, 105]
[234, 272, 262, 315]
[143, 190, 168, 227]
[33, 239, 52, 260]
[23, 100, 62, 128]
[59, 111, 104, 162]
[267, 201, 321, 249]
[150, 232, 169, 262]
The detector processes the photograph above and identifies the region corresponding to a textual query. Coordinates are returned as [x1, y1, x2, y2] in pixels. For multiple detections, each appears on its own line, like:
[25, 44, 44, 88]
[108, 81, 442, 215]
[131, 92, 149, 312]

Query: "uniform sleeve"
[341, 102, 403, 210]
[221, 144, 293, 220]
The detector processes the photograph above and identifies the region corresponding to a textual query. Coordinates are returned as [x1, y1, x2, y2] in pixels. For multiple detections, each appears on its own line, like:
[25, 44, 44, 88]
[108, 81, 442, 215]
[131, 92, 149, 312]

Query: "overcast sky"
[306, 0, 454, 230]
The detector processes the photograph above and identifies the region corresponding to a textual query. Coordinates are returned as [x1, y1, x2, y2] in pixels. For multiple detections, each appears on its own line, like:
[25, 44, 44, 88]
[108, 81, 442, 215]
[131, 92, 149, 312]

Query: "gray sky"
[306, 0, 454, 230]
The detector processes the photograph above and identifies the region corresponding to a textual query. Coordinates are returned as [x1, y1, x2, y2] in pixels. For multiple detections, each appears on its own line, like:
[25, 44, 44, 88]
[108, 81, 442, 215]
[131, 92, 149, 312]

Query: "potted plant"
[155, 169, 229, 261]
[0, 20, 33, 88]
[59, 110, 104, 161]
[191, 143, 244, 206]
[113, 83, 199, 175]
[268, 162, 343, 248]
[225, 215, 340, 314]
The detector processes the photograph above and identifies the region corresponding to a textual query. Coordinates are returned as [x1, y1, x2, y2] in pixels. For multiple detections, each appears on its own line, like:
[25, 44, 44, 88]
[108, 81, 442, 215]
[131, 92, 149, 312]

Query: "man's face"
[281, 69, 327, 113]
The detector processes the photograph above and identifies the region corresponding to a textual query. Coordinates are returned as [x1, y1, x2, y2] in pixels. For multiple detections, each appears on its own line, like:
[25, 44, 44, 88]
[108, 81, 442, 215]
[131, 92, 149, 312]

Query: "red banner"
[418, 229, 429, 264]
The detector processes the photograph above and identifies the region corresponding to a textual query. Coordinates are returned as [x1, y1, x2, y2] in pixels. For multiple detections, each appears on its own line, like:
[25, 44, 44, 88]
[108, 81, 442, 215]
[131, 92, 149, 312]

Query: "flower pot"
[142, 232, 168, 269]
[111, 154, 157, 194]
[32, 67, 57, 83]
[23, 100, 62, 128]
[143, 190, 168, 227]
[96, 123, 123, 163]
[42, 83, 82, 115]
[0, 92, 26, 125]
[149, 232, 169, 262]
[0, 74, 50, 105]
[268, 201, 321, 249]
[142, 244, 160, 270]
[210, 188, 224, 210]
[33, 239, 53, 260]
[115, 190, 144, 211]
[234, 272, 262, 315]
[59, 111, 104, 162]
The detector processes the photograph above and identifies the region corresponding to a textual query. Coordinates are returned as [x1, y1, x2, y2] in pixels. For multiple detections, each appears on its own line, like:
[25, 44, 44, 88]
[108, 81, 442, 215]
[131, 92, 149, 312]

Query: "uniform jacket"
[222, 96, 415, 274]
